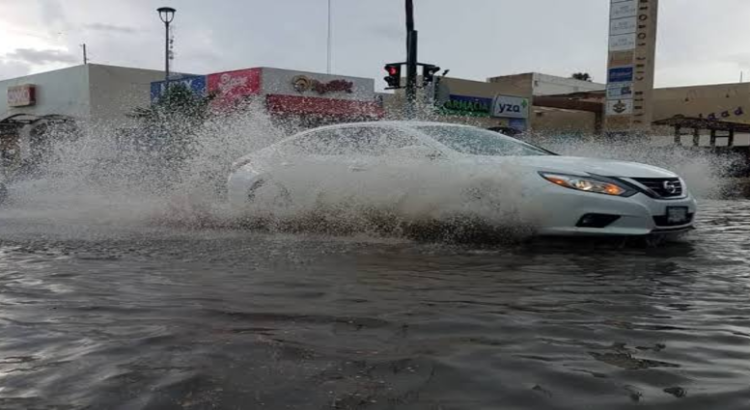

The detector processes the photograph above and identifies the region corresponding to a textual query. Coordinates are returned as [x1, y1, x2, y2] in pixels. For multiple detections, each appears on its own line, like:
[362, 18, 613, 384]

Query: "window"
[284, 126, 424, 157]
[416, 125, 553, 156]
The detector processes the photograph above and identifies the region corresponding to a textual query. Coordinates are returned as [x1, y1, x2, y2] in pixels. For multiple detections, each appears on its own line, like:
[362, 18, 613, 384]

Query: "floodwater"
[1, 199, 750, 410]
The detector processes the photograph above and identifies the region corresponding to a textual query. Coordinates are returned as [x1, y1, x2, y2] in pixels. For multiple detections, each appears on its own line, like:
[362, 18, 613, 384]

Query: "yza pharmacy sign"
[491, 95, 529, 119]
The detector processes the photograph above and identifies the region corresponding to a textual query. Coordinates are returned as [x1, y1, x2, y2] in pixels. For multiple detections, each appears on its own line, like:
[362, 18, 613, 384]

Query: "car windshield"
[416, 125, 552, 156]
[284, 126, 423, 157]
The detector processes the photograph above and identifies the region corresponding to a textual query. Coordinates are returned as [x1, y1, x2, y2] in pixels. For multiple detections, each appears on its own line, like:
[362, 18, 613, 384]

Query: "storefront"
[1, 64, 172, 175]
[433, 77, 531, 132]
[151, 67, 384, 129]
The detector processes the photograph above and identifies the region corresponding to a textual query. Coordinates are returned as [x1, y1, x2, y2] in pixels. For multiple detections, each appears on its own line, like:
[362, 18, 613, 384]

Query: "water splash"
[0, 108, 732, 241]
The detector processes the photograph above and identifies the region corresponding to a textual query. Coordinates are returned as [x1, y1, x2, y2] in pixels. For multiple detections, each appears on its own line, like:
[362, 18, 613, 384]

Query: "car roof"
[302, 121, 477, 133]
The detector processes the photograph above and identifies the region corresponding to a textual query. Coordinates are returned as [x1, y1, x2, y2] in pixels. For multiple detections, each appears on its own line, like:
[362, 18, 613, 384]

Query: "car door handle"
[349, 165, 367, 172]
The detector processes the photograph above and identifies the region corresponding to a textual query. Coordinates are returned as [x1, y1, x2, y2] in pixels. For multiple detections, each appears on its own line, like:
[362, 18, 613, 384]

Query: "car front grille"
[632, 178, 684, 198]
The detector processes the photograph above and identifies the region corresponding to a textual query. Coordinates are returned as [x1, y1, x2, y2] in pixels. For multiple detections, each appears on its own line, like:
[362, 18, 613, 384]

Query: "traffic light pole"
[405, 0, 418, 119]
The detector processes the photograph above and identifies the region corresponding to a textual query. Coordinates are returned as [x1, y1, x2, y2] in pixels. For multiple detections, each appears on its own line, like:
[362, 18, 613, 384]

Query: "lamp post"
[157, 6, 176, 91]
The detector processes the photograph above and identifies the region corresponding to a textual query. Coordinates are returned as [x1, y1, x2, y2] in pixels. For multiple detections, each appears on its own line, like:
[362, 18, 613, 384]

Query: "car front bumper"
[532, 185, 697, 237]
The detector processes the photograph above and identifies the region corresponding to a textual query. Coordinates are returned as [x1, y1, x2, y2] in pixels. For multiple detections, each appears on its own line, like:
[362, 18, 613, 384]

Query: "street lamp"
[157, 6, 176, 89]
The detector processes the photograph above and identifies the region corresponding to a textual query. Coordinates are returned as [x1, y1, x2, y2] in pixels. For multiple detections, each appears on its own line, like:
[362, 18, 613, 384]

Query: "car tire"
[247, 177, 292, 208]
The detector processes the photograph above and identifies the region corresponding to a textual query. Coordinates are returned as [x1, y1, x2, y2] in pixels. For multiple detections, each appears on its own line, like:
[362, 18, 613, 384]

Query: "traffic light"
[422, 64, 440, 86]
[384, 63, 402, 89]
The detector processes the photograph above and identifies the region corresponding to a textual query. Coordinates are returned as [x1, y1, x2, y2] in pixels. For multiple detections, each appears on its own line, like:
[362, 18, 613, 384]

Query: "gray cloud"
[37, 0, 66, 28]
[84, 23, 137, 34]
[3, 0, 750, 88]
[366, 24, 402, 42]
[0, 60, 32, 81]
[5, 48, 78, 65]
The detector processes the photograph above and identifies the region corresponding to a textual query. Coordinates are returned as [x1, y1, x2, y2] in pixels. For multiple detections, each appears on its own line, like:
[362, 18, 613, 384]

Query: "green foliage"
[132, 83, 213, 124]
[571, 72, 593, 82]
[130, 83, 214, 174]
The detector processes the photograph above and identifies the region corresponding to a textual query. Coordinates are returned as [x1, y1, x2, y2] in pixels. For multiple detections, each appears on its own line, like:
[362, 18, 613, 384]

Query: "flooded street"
[1, 199, 749, 410]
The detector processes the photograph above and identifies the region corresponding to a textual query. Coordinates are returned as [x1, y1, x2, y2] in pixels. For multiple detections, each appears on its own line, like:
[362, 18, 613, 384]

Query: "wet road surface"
[1, 200, 750, 409]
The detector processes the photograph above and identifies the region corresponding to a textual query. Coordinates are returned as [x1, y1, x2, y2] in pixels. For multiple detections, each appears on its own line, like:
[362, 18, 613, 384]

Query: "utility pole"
[405, 0, 418, 118]
[327, 0, 332, 74]
[81, 44, 88, 65]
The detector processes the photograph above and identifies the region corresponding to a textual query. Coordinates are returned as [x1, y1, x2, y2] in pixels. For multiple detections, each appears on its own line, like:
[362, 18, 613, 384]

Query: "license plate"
[666, 207, 689, 224]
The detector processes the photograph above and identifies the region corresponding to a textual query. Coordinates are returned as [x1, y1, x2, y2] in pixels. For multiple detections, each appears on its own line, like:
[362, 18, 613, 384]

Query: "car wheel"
[247, 177, 292, 208]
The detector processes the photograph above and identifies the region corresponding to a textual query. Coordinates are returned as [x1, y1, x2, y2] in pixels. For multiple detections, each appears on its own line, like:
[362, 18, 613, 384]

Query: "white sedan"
[227, 122, 697, 237]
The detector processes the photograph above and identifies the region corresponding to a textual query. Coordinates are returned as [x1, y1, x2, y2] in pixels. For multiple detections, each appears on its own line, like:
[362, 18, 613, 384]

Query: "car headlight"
[539, 172, 636, 197]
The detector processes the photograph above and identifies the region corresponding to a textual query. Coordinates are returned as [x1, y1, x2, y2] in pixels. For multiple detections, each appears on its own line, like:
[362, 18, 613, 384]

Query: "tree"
[132, 83, 213, 124]
[130, 83, 215, 171]
[571, 72, 593, 82]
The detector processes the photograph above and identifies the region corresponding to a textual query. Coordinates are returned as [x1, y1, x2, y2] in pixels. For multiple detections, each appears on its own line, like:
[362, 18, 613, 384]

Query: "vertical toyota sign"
[605, 0, 658, 133]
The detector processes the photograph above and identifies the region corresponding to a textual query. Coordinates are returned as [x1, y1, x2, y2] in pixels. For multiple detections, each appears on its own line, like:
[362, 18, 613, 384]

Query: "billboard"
[150, 76, 207, 102]
[206, 68, 262, 107]
[608, 67, 634, 83]
[607, 82, 634, 99]
[605, 0, 659, 133]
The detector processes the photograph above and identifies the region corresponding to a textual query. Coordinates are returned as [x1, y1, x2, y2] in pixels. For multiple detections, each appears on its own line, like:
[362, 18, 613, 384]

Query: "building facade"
[149, 67, 384, 130]
[1, 64, 174, 174]
[488, 72, 605, 96]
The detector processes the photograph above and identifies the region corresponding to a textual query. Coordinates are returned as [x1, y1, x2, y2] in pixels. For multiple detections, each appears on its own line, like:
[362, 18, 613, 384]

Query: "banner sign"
[150, 76, 207, 102]
[605, 0, 659, 133]
[491, 95, 530, 119]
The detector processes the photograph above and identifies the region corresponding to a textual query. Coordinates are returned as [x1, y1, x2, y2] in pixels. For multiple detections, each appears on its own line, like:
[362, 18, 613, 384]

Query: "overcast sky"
[1, 0, 749, 89]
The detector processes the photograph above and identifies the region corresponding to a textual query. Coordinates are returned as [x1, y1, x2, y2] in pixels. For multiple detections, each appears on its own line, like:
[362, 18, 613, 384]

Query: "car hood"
[476, 155, 678, 178]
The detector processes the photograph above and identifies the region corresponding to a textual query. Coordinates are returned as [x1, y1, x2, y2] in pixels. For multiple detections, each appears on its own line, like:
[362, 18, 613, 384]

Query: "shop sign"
[606, 99, 634, 116]
[607, 82, 633, 99]
[7, 84, 35, 107]
[291, 75, 353, 95]
[610, 0, 637, 19]
[491, 95, 529, 119]
[207, 68, 262, 107]
[610, 16, 637, 36]
[150, 76, 207, 102]
[440, 95, 493, 117]
[609, 50, 635, 67]
[609, 33, 636, 51]
[608, 66, 634, 83]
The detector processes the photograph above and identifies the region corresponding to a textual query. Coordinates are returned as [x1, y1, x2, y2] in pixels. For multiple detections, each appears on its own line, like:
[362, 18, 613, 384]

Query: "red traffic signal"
[384, 63, 402, 88]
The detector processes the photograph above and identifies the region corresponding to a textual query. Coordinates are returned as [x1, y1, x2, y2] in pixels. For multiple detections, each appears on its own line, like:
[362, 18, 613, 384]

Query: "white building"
[488, 72, 605, 96]
[0, 64, 180, 174]
[0, 64, 180, 125]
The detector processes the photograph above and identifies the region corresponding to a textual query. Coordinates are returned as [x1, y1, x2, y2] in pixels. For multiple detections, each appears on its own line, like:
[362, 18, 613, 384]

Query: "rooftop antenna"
[81, 43, 88, 64]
